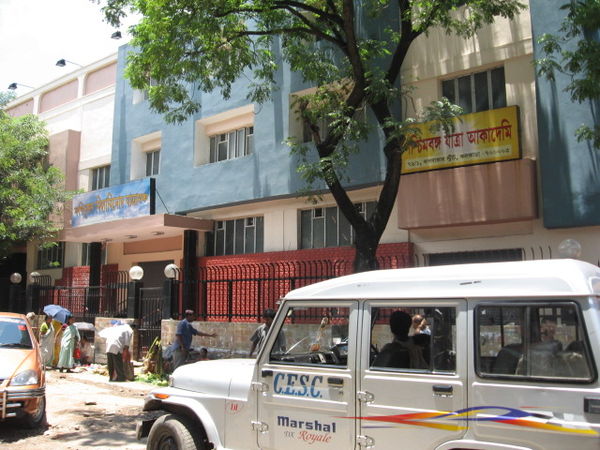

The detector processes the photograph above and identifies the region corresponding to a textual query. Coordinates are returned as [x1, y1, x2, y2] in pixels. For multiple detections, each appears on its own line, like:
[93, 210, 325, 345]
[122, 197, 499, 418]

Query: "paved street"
[0, 368, 156, 449]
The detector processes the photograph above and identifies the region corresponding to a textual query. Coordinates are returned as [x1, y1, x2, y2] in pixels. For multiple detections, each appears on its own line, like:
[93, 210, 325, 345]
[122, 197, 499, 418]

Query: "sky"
[0, 0, 137, 97]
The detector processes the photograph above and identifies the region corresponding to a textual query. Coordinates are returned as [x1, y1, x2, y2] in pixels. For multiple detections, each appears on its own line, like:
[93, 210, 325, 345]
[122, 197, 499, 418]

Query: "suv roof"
[284, 259, 600, 300]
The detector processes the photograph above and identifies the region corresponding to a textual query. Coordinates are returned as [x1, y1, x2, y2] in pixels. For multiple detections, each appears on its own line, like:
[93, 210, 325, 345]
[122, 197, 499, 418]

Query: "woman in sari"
[39, 315, 55, 368]
[57, 316, 80, 373]
[52, 318, 63, 368]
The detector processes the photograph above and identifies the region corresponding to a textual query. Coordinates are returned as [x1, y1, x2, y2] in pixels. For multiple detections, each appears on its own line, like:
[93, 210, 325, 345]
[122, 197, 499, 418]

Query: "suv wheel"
[147, 413, 202, 450]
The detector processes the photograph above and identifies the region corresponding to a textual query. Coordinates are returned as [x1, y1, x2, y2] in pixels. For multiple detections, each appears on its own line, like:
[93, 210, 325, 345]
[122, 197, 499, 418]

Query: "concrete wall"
[530, 0, 600, 228]
[110, 44, 386, 217]
[160, 319, 342, 360]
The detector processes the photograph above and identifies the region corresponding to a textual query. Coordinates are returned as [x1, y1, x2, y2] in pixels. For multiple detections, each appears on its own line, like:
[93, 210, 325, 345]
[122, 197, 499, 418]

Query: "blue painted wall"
[530, 0, 600, 228]
[110, 43, 387, 216]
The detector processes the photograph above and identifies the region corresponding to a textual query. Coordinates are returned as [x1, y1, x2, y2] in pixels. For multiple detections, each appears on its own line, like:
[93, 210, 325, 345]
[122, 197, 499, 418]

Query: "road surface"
[0, 368, 156, 449]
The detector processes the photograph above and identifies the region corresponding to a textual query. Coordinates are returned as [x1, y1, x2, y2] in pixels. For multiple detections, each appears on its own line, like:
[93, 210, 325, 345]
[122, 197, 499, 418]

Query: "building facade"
[4, 0, 599, 322]
[4, 55, 118, 291]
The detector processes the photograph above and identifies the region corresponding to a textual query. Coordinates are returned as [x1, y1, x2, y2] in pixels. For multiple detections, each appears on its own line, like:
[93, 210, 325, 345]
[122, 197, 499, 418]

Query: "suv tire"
[147, 413, 202, 450]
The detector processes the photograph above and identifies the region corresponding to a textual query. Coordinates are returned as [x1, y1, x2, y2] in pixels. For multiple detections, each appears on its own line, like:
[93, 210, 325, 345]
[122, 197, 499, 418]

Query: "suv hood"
[171, 358, 256, 399]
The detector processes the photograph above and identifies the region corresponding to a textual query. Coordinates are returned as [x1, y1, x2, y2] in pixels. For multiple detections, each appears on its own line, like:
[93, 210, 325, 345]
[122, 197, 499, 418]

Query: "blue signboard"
[71, 179, 155, 227]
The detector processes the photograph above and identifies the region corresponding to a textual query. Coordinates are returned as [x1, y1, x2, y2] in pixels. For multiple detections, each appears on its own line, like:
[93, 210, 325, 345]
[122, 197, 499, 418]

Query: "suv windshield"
[0, 317, 32, 349]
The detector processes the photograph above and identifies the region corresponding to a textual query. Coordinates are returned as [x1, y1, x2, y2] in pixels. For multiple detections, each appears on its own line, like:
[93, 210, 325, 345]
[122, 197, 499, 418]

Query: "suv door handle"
[584, 398, 600, 414]
[433, 385, 453, 397]
[327, 377, 344, 386]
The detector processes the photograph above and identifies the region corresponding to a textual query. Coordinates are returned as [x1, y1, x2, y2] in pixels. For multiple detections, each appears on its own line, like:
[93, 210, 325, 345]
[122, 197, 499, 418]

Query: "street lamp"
[7, 82, 34, 90]
[127, 266, 144, 319]
[558, 238, 582, 259]
[55, 59, 83, 68]
[29, 272, 41, 283]
[129, 265, 144, 281]
[10, 273, 22, 284]
[164, 263, 179, 279]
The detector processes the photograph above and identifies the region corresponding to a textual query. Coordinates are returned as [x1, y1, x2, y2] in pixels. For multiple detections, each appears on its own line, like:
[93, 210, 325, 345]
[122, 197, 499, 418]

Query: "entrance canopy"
[60, 214, 213, 243]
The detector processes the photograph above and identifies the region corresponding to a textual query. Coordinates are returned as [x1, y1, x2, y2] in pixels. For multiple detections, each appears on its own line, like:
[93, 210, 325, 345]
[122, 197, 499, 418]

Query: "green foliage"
[0, 98, 69, 257]
[135, 372, 169, 386]
[97, 0, 525, 270]
[535, 0, 600, 149]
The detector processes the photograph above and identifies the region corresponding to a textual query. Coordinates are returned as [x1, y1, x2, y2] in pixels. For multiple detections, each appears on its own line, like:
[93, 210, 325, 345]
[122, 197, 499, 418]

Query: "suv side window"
[370, 306, 457, 373]
[269, 306, 350, 368]
[476, 302, 594, 382]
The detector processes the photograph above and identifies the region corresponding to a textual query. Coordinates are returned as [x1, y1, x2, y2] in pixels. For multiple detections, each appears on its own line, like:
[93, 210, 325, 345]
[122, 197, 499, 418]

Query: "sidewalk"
[65, 364, 160, 393]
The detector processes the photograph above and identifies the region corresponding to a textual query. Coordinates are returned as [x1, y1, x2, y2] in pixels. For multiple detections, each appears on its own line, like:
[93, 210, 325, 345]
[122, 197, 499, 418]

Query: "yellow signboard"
[401, 106, 520, 174]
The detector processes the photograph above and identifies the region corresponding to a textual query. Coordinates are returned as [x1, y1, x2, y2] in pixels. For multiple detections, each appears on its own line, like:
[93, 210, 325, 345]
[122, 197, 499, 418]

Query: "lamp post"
[8, 273, 22, 313]
[25, 271, 41, 314]
[163, 264, 179, 320]
[127, 266, 144, 319]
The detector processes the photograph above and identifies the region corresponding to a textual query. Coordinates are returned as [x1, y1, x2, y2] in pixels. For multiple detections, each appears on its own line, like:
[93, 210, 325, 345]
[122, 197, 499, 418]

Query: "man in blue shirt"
[171, 310, 217, 370]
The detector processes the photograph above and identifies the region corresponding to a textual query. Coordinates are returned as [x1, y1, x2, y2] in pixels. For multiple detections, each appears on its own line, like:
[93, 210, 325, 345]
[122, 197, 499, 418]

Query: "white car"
[138, 259, 600, 450]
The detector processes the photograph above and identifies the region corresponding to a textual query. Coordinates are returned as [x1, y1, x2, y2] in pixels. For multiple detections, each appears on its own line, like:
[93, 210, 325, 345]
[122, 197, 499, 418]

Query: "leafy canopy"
[0, 96, 69, 257]
[536, 0, 600, 149]
[100, 0, 523, 122]
[98, 0, 525, 271]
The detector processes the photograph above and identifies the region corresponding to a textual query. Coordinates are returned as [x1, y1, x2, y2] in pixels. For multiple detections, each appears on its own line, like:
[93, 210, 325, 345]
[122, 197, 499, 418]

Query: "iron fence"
[137, 287, 163, 359]
[31, 271, 129, 321]
[167, 255, 411, 323]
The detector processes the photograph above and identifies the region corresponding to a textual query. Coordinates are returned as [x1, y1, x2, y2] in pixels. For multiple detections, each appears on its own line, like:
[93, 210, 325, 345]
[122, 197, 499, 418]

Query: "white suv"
[138, 259, 600, 450]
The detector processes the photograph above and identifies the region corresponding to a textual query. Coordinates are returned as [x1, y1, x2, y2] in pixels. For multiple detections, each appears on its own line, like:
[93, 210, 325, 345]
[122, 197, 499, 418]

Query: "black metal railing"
[137, 287, 163, 358]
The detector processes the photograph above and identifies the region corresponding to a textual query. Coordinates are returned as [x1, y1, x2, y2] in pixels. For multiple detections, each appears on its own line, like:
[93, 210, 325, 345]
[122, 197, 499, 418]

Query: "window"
[0, 317, 32, 348]
[370, 306, 456, 373]
[81, 243, 107, 266]
[131, 132, 161, 180]
[269, 305, 350, 368]
[133, 78, 159, 104]
[209, 126, 254, 163]
[300, 201, 376, 249]
[146, 149, 160, 176]
[91, 165, 110, 191]
[37, 242, 65, 269]
[428, 249, 523, 266]
[441, 67, 506, 114]
[476, 302, 594, 382]
[209, 216, 264, 256]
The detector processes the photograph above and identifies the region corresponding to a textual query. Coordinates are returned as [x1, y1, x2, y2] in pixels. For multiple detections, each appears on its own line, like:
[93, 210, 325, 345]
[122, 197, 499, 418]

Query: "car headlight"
[11, 369, 39, 386]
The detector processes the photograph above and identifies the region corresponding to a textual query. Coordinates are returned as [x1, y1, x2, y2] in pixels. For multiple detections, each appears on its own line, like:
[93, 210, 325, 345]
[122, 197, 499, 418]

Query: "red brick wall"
[195, 243, 414, 322]
[198, 242, 413, 268]
[55, 264, 120, 287]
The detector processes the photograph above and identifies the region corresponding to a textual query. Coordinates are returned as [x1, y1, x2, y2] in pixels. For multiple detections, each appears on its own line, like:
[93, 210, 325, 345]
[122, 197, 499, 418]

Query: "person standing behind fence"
[170, 310, 217, 370]
[249, 309, 285, 357]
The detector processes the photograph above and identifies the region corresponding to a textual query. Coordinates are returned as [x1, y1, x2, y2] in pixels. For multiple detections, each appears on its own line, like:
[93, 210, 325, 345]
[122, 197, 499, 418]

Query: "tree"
[0, 95, 69, 258]
[536, 0, 600, 149]
[99, 0, 525, 272]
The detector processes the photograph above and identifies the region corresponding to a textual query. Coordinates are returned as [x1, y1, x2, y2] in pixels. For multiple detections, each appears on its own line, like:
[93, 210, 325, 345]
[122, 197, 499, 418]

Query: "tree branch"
[387, 0, 422, 84]
[369, 99, 405, 238]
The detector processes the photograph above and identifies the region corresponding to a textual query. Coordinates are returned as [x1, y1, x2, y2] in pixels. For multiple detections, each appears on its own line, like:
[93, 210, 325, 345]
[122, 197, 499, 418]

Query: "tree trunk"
[353, 230, 380, 272]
